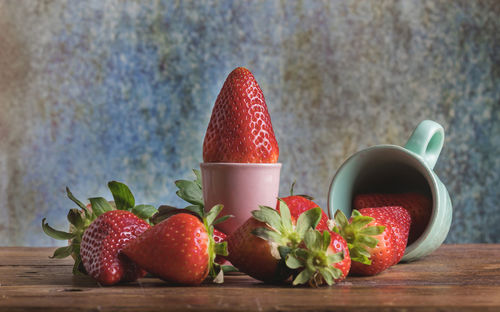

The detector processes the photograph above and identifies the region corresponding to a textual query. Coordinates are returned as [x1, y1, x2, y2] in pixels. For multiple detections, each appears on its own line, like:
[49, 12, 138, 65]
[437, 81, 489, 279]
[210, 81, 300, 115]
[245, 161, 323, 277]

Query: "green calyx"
[202, 204, 230, 284]
[42, 182, 159, 275]
[333, 209, 385, 265]
[286, 229, 344, 287]
[251, 199, 323, 252]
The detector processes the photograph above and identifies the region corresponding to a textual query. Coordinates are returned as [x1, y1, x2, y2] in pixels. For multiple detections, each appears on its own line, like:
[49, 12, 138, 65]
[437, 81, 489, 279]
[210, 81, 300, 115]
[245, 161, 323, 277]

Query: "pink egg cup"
[200, 163, 282, 235]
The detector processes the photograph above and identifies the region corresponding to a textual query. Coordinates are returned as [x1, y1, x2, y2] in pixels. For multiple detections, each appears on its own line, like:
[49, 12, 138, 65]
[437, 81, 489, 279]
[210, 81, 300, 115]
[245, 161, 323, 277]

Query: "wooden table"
[0, 244, 498, 311]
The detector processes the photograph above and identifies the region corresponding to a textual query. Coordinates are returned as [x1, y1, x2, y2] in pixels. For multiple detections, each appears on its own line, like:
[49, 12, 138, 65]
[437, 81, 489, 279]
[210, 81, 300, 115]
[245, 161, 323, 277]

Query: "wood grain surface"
[0, 245, 499, 311]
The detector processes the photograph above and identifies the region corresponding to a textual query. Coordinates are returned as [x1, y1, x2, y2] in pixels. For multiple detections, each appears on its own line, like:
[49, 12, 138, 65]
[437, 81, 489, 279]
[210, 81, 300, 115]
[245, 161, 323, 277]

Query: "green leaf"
[296, 207, 322, 238]
[42, 218, 76, 240]
[205, 205, 223, 226]
[66, 187, 87, 210]
[351, 209, 362, 217]
[327, 252, 344, 264]
[175, 180, 204, 206]
[193, 169, 202, 188]
[66, 187, 91, 218]
[303, 229, 317, 250]
[221, 265, 239, 273]
[252, 206, 282, 231]
[359, 225, 386, 236]
[88, 197, 113, 217]
[322, 230, 331, 251]
[351, 216, 375, 230]
[185, 205, 205, 218]
[293, 268, 313, 285]
[252, 227, 284, 244]
[213, 214, 233, 226]
[327, 266, 343, 280]
[214, 242, 228, 257]
[278, 246, 292, 259]
[285, 254, 303, 269]
[108, 181, 135, 210]
[278, 199, 293, 233]
[319, 267, 334, 286]
[358, 235, 379, 248]
[132, 204, 158, 220]
[50, 245, 74, 259]
[334, 210, 349, 228]
[67, 209, 83, 228]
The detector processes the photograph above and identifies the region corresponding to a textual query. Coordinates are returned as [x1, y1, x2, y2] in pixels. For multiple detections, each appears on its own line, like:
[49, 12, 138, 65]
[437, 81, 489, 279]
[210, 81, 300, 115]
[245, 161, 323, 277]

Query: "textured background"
[0, 0, 498, 246]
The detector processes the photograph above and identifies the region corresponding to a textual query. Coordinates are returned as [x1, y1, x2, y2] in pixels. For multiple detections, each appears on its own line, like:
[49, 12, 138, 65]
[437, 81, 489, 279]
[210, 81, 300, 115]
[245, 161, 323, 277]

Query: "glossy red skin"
[327, 231, 351, 281]
[227, 218, 288, 283]
[80, 210, 150, 285]
[213, 229, 229, 265]
[354, 192, 430, 244]
[123, 213, 210, 285]
[203, 67, 279, 163]
[349, 207, 410, 276]
[277, 196, 330, 231]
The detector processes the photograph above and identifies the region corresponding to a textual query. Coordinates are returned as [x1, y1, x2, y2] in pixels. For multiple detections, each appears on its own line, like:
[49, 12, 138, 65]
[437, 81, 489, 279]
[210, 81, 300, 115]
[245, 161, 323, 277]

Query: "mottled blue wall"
[0, 0, 498, 246]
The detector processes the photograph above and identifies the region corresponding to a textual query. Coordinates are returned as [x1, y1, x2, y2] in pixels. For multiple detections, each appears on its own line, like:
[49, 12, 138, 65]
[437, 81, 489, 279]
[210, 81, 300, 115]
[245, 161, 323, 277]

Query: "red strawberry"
[227, 201, 343, 285]
[334, 207, 411, 276]
[203, 67, 279, 163]
[277, 195, 330, 231]
[123, 205, 228, 285]
[42, 182, 158, 277]
[227, 217, 286, 282]
[80, 210, 150, 285]
[353, 192, 431, 244]
[213, 228, 229, 265]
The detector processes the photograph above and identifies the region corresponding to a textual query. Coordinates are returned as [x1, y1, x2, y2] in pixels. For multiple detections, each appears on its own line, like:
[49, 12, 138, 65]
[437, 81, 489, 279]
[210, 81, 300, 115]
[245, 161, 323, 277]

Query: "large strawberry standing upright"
[203, 67, 279, 163]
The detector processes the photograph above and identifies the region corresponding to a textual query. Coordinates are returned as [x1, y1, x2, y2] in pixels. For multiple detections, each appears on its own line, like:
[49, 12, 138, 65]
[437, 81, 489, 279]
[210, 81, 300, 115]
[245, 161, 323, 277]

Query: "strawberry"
[80, 210, 150, 285]
[286, 229, 350, 287]
[42, 182, 158, 277]
[203, 67, 279, 163]
[123, 205, 228, 285]
[213, 228, 229, 265]
[353, 192, 431, 244]
[227, 200, 346, 285]
[333, 207, 411, 276]
[277, 196, 330, 232]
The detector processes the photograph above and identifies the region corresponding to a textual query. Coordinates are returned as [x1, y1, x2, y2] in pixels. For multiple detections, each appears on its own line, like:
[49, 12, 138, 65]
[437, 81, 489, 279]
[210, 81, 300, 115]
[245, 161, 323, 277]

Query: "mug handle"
[404, 120, 445, 170]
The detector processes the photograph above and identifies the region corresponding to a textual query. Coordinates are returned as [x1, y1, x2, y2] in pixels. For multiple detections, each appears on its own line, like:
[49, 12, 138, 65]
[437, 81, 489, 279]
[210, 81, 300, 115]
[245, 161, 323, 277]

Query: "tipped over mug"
[200, 163, 281, 235]
[328, 120, 452, 262]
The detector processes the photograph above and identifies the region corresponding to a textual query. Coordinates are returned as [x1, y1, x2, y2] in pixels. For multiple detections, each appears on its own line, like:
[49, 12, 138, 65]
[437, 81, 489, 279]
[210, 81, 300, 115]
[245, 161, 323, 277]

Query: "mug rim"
[327, 144, 442, 257]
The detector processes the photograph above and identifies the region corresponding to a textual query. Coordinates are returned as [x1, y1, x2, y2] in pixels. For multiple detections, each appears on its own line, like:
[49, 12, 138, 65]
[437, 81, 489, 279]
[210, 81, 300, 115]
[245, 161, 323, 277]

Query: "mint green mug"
[328, 120, 452, 262]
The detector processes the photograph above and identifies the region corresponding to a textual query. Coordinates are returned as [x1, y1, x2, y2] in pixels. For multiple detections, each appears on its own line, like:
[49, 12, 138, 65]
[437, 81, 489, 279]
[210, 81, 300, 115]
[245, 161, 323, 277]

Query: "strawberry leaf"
[175, 180, 203, 206]
[108, 181, 135, 211]
[359, 225, 386, 236]
[296, 207, 322, 238]
[252, 206, 282, 231]
[293, 268, 313, 286]
[285, 254, 303, 269]
[319, 268, 334, 286]
[278, 199, 293, 233]
[193, 169, 202, 188]
[67, 209, 83, 228]
[252, 227, 285, 245]
[50, 245, 74, 259]
[214, 242, 228, 257]
[334, 210, 349, 228]
[212, 214, 233, 226]
[132, 204, 158, 220]
[221, 265, 239, 273]
[88, 197, 113, 217]
[42, 218, 76, 240]
[185, 205, 205, 218]
[205, 204, 223, 226]
[66, 187, 91, 218]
